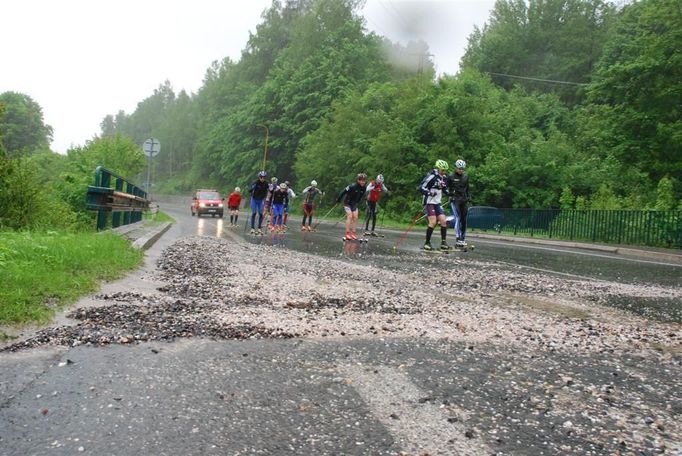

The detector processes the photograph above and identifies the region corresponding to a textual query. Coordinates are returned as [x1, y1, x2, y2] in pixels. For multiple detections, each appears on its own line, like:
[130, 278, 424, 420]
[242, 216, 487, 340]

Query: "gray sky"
[1, 0, 495, 154]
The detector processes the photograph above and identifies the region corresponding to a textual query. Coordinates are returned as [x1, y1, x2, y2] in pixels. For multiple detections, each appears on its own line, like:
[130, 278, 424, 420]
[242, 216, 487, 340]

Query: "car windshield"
[197, 192, 220, 199]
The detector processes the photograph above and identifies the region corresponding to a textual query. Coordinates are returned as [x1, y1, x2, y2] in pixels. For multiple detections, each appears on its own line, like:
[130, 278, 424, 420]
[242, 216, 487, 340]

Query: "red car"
[191, 189, 224, 217]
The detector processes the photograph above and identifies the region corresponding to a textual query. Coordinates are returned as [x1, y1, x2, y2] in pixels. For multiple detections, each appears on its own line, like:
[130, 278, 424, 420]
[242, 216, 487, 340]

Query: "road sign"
[143, 138, 161, 157]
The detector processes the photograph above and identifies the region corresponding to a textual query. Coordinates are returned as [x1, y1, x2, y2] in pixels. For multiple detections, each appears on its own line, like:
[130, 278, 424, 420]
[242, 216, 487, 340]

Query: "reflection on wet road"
[165, 204, 681, 321]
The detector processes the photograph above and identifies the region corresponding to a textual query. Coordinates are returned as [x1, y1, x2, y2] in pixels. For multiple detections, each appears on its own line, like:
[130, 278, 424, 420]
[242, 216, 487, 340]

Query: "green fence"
[470, 208, 682, 249]
[86, 166, 149, 231]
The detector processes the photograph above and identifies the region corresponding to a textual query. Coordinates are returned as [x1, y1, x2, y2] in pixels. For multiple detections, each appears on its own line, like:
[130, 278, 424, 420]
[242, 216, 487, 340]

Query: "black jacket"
[271, 189, 289, 205]
[448, 172, 470, 203]
[250, 180, 269, 200]
[337, 182, 366, 206]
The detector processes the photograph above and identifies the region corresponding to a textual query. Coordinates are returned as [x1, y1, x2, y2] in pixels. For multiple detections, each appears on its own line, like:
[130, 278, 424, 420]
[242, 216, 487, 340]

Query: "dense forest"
[1, 0, 681, 230]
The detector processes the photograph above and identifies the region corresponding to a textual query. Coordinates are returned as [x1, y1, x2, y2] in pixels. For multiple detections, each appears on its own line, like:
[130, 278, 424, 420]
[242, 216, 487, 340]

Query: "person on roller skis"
[271, 182, 289, 232]
[448, 159, 471, 247]
[363, 174, 389, 237]
[337, 173, 367, 240]
[282, 180, 296, 228]
[227, 187, 242, 227]
[301, 180, 324, 231]
[419, 160, 451, 251]
[248, 171, 269, 235]
[265, 177, 278, 230]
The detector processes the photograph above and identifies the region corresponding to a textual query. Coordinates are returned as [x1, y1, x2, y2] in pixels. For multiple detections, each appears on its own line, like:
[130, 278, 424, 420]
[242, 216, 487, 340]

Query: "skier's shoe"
[250, 228, 256, 235]
[350, 231, 358, 240]
[364, 231, 372, 236]
[370, 231, 378, 237]
[455, 239, 466, 247]
[440, 241, 452, 251]
[257, 229, 264, 235]
[423, 242, 433, 251]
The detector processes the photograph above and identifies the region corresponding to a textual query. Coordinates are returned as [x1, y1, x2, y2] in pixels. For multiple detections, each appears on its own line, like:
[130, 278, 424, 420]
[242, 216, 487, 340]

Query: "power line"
[384, 0, 410, 29]
[364, 14, 391, 37]
[377, 0, 409, 30]
[486, 72, 588, 86]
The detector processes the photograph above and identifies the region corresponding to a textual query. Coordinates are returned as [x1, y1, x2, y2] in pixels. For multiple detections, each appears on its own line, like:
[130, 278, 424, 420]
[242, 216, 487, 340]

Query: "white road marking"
[340, 364, 490, 456]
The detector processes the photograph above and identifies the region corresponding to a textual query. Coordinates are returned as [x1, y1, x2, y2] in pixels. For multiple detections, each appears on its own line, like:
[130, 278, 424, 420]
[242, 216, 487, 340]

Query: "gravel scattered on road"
[3, 235, 681, 454]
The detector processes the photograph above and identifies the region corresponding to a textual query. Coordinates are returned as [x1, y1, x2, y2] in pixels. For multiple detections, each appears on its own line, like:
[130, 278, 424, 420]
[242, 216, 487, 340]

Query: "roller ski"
[423, 241, 454, 253]
[364, 231, 385, 238]
[343, 232, 367, 242]
[453, 240, 474, 252]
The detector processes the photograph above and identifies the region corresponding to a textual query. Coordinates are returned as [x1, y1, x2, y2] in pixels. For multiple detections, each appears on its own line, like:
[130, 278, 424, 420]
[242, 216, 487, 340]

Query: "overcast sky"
[1, 0, 495, 154]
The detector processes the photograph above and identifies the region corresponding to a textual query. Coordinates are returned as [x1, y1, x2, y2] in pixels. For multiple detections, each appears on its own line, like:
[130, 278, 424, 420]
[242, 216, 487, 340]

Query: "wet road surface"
[164, 203, 681, 322]
[2, 338, 680, 456]
[1, 201, 680, 456]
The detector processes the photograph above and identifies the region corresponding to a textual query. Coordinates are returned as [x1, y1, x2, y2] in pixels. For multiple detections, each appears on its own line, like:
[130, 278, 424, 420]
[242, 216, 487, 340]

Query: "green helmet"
[435, 159, 449, 171]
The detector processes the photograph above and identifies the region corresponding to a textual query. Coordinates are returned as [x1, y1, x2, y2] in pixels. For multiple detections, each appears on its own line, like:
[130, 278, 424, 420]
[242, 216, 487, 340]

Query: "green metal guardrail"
[86, 166, 149, 231]
[469, 207, 682, 249]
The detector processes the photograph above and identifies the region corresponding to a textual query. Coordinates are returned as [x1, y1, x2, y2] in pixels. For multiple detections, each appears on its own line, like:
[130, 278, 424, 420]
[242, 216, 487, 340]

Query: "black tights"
[364, 201, 377, 231]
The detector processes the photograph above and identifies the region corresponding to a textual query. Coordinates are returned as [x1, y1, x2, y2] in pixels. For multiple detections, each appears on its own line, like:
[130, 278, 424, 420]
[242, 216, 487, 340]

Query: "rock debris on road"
[2, 235, 681, 455]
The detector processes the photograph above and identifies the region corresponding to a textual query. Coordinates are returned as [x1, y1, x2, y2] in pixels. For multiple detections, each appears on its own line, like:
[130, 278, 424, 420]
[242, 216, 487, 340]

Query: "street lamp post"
[257, 124, 269, 171]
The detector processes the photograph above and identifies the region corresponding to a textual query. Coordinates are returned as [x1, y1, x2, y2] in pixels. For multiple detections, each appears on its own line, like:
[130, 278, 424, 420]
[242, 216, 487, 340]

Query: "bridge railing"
[470, 208, 682, 249]
[85, 166, 150, 231]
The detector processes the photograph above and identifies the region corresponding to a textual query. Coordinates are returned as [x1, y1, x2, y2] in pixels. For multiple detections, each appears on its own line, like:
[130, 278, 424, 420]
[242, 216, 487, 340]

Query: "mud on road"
[3, 236, 681, 455]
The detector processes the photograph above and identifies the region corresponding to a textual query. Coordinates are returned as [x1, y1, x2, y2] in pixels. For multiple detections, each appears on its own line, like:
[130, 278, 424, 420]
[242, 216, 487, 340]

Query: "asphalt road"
[3, 338, 680, 456]
[165, 202, 682, 322]
[1, 200, 680, 456]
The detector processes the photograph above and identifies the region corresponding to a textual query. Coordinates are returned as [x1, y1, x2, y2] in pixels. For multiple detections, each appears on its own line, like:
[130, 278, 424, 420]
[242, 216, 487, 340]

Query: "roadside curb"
[468, 233, 682, 265]
[132, 222, 172, 250]
[469, 233, 618, 253]
[616, 247, 682, 265]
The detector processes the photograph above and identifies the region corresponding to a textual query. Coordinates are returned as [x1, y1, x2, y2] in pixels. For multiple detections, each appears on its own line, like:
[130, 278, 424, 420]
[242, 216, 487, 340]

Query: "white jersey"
[419, 170, 448, 205]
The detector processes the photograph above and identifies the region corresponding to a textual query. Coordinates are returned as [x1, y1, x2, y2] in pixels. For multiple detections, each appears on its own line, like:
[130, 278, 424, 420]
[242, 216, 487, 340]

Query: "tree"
[654, 176, 676, 211]
[461, 0, 616, 103]
[0, 92, 53, 156]
[588, 0, 682, 189]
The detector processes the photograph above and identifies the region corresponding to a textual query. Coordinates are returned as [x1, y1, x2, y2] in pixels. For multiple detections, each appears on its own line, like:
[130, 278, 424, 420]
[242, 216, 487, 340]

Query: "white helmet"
[455, 159, 466, 169]
[376, 174, 384, 184]
[234, 187, 240, 192]
[279, 182, 287, 189]
[311, 180, 317, 187]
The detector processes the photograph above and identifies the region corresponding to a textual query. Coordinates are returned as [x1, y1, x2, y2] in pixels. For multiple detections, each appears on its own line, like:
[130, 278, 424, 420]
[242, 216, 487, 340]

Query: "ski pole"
[331, 213, 347, 229]
[312, 202, 340, 231]
[392, 209, 426, 251]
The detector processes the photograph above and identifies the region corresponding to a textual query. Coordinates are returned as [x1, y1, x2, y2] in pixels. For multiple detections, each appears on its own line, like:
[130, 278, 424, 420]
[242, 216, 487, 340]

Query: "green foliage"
[587, 0, 682, 186]
[95, 0, 681, 216]
[461, 0, 616, 104]
[559, 186, 574, 210]
[0, 231, 143, 324]
[0, 92, 54, 156]
[655, 176, 676, 211]
[589, 184, 621, 210]
[54, 135, 145, 221]
[66, 134, 145, 178]
[0, 156, 80, 230]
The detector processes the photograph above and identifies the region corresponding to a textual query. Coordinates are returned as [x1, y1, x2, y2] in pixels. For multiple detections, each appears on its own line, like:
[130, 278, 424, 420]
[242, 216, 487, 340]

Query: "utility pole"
[257, 124, 269, 171]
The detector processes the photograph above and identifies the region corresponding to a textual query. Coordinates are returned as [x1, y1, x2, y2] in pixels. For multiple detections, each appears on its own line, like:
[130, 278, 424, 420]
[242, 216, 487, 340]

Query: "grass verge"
[0, 230, 144, 325]
[144, 210, 176, 224]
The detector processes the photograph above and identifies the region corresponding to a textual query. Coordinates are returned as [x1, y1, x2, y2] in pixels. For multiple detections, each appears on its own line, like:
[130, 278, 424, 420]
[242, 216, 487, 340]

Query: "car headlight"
[199, 203, 206, 208]
[218, 203, 223, 207]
